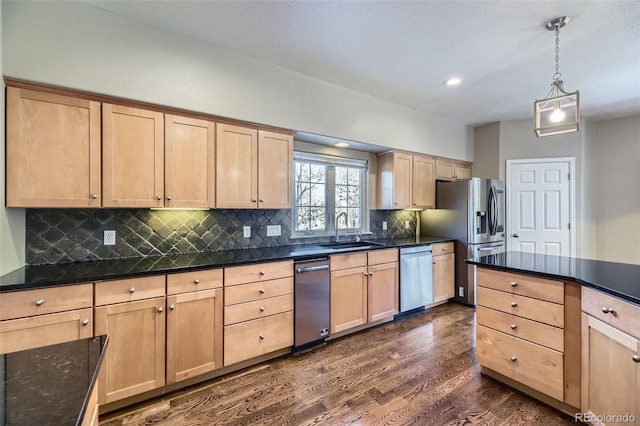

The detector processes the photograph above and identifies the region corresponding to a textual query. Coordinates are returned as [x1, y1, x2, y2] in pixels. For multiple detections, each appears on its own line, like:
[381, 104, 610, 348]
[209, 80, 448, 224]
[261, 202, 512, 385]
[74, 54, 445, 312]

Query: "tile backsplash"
[26, 209, 417, 265]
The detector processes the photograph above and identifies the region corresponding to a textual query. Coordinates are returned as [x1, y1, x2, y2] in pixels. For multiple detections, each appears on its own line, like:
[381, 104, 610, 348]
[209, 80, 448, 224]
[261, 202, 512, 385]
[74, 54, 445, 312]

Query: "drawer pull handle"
[441, 248, 447, 252]
[129, 288, 135, 294]
[260, 307, 265, 312]
[157, 307, 163, 313]
[259, 289, 265, 294]
[511, 302, 517, 307]
[35, 299, 45, 306]
[194, 279, 200, 284]
[259, 335, 265, 340]
[169, 304, 175, 310]
[601, 306, 614, 314]
[510, 281, 517, 287]
[82, 319, 90, 326]
[510, 356, 517, 362]
[633, 355, 640, 363]
[510, 324, 517, 330]
[259, 271, 265, 276]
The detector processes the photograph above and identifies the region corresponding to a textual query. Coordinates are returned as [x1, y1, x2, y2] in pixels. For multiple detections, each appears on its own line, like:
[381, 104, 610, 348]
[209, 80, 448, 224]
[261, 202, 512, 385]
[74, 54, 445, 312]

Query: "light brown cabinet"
[435, 158, 471, 181]
[5, 87, 101, 208]
[581, 287, 639, 424]
[216, 124, 293, 209]
[412, 155, 436, 209]
[94, 277, 166, 404]
[377, 152, 412, 209]
[166, 269, 223, 384]
[432, 242, 455, 303]
[330, 249, 398, 334]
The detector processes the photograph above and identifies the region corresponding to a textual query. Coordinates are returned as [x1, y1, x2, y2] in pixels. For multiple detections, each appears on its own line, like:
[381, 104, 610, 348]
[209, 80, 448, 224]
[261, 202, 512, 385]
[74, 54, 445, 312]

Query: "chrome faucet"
[335, 212, 347, 242]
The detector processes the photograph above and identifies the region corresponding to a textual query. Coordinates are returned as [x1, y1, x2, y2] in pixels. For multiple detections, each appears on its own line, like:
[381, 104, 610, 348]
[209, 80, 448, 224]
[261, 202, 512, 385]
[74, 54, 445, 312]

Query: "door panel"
[216, 124, 258, 208]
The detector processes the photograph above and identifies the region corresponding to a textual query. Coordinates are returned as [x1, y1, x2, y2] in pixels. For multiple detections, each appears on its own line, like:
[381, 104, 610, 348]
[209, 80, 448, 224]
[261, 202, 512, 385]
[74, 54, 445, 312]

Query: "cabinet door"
[102, 104, 164, 207]
[367, 262, 399, 322]
[0, 308, 93, 354]
[258, 130, 293, 209]
[330, 267, 368, 334]
[412, 156, 435, 209]
[454, 163, 471, 180]
[95, 297, 165, 404]
[6, 87, 101, 207]
[216, 124, 258, 208]
[581, 314, 639, 423]
[433, 253, 455, 303]
[165, 115, 216, 208]
[393, 153, 413, 209]
[435, 159, 455, 181]
[166, 289, 222, 384]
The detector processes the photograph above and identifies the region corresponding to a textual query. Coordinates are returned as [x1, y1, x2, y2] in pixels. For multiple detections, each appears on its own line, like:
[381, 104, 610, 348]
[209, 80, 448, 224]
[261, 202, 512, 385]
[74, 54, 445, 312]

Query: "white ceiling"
[86, 0, 640, 127]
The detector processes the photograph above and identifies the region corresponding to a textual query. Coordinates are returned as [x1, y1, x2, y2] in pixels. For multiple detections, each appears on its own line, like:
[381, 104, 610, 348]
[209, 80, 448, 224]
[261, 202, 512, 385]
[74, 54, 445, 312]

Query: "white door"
[507, 158, 574, 257]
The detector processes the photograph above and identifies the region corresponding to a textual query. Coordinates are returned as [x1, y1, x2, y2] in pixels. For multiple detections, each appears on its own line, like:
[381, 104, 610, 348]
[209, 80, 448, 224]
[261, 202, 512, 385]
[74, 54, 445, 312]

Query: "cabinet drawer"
[476, 306, 564, 352]
[224, 277, 293, 306]
[0, 308, 93, 354]
[477, 286, 564, 328]
[476, 325, 564, 401]
[330, 252, 367, 271]
[225, 294, 293, 325]
[167, 268, 223, 295]
[367, 248, 398, 265]
[431, 242, 454, 256]
[582, 286, 640, 339]
[477, 268, 564, 304]
[224, 311, 293, 366]
[0, 284, 93, 320]
[224, 260, 293, 286]
[95, 276, 165, 306]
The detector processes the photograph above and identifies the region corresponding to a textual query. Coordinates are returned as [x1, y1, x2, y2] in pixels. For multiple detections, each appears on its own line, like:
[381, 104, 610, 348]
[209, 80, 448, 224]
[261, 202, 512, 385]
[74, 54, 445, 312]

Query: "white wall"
[595, 115, 640, 264]
[472, 122, 500, 180]
[0, 0, 26, 275]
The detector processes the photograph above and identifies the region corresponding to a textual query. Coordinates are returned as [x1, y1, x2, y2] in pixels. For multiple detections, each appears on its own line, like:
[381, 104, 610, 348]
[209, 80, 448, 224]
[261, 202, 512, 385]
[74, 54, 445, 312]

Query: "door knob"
[512, 233, 519, 238]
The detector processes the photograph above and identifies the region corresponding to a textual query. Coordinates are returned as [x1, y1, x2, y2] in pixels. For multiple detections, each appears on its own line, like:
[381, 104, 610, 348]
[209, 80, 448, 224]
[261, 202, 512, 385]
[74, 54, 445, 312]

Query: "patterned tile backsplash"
[25, 209, 417, 265]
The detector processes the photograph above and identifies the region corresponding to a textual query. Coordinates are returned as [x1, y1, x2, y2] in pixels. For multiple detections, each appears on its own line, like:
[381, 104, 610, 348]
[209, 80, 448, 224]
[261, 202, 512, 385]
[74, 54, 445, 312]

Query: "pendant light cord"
[553, 25, 562, 82]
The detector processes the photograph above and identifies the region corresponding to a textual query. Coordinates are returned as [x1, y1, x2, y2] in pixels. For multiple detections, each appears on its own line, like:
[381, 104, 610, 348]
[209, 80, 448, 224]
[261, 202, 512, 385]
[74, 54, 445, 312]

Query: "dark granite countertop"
[0, 236, 452, 292]
[467, 251, 640, 307]
[0, 335, 108, 426]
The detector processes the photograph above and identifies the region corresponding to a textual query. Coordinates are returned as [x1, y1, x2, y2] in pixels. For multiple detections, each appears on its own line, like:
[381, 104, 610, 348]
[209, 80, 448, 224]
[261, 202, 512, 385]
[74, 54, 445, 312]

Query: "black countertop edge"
[76, 334, 109, 426]
[466, 251, 640, 307]
[0, 236, 452, 291]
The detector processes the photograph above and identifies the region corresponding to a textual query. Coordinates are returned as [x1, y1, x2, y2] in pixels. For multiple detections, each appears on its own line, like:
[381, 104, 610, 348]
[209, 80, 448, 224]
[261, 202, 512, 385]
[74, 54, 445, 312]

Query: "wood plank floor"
[100, 303, 577, 425]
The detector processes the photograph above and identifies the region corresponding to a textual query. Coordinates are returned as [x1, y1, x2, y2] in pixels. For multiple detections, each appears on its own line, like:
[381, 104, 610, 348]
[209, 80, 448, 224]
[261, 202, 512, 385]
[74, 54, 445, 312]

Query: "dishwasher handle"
[296, 265, 330, 274]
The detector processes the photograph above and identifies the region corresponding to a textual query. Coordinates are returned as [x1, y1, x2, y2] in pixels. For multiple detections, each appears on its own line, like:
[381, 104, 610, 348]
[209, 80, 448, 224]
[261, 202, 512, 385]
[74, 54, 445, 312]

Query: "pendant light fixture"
[534, 16, 580, 137]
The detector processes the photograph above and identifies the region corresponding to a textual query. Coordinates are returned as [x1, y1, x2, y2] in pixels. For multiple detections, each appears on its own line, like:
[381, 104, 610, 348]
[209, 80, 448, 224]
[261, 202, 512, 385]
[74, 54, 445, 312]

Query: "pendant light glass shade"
[534, 17, 580, 137]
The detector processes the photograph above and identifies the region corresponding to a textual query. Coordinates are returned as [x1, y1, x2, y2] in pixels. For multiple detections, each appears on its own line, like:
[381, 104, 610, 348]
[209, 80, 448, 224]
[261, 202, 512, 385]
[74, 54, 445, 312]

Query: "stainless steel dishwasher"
[293, 257, 330, 352]
[399, 245, 434, 314]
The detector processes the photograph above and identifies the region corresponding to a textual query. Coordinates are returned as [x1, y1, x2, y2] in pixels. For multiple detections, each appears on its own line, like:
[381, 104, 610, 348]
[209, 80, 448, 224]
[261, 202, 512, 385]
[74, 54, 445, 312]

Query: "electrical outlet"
[243, 226, 251, 238]
[405, 220, 410, 229]
[104, 230, 116, 246]
[266, 225, 281, 237]
[458, 287, 464, 297]
[382, 221, 388, 230]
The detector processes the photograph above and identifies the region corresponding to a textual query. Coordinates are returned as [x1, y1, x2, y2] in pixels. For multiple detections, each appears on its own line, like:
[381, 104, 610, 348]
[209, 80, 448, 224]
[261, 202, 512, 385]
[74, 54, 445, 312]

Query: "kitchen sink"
[318, 241, 384, 251]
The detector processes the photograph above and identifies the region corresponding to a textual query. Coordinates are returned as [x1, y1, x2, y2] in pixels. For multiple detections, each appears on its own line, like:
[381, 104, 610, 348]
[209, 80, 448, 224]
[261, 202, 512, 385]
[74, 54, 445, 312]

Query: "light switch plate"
[243, 226, 251, 238]
[382, 221, 388, 230]
[458, 287, 464, 297]
[266, 225, 281, 237]
[104, 230, 116, 246]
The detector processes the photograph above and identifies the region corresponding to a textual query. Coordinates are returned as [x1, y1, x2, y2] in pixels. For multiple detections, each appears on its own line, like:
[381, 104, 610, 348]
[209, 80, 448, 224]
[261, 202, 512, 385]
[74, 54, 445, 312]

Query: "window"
[293, 152, 368, 237]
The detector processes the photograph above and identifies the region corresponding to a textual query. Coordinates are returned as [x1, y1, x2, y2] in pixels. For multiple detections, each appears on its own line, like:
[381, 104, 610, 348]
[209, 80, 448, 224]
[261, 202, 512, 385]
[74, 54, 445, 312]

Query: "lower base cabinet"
[432, 243, 454, 303]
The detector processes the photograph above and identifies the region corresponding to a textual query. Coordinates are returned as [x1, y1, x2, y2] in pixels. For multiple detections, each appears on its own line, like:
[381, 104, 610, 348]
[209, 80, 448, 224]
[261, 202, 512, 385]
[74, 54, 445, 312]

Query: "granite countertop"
[0, 236, 452, 292]
[467, 251, 640, 307]
[0, 335, 108, 426]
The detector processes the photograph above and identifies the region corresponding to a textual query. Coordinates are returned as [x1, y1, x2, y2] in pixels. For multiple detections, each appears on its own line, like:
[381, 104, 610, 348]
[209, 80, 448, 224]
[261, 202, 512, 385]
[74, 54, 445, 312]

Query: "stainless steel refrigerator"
[420, 178, 505, 305]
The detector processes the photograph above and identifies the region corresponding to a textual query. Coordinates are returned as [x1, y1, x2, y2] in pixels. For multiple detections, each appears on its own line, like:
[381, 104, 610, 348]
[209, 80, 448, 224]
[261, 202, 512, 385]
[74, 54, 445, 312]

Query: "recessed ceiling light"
[335, 142, 349, 148]
[443, 77, 463, 86]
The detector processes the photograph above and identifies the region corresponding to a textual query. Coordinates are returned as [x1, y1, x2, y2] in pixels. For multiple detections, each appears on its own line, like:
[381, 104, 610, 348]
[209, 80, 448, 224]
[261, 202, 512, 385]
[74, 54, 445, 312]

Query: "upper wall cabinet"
[102, 104, 165, 208]
[216, 124, 293, 209]
[6, 87, 101, 207]
[411, 155, 436, 209]
[377, 152, 436, 209]
[435, 158, 471, 181]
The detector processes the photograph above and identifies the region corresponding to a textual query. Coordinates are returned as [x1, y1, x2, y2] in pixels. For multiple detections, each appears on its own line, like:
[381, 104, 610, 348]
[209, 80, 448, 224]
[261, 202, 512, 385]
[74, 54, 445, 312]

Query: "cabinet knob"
[441, 248, 447, 252]
[259, 335, 265, 340]
[433, 261, 436, 265]
[35, 299, 45, 306]
[259, 199, 264, 203]
[169, 304, 175, 310]
[510, 356, 517, 362]
[510, 324, 517, 330]
[252, 198, 257, 203]
[633, 355, 640, 363]
[82, 319, 90, 326]
[157, 307, 163, 313]
[260, 307, 265, 312]
[259, 289, 265, 294]
[413, 203, 417, 205]
[156, 195, 162, 201]
[166, 196, 172, 201]
[510, 281, 518, 287]
[259, 271, 265, 276]
[511, 302, 517, 307]
[601, 306, 614, 314]
[91, 194, 98, 199]
[129, 288, 135, 294]
[194, 279, 200, 284]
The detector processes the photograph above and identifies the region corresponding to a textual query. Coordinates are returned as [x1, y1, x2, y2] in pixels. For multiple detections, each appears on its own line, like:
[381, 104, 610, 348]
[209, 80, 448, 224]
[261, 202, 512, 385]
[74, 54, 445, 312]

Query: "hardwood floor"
[100, 303, 577, 425]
